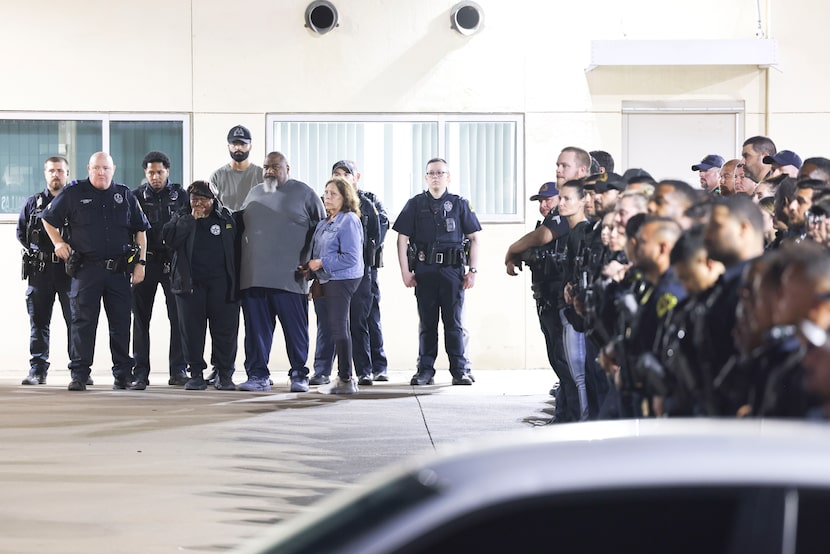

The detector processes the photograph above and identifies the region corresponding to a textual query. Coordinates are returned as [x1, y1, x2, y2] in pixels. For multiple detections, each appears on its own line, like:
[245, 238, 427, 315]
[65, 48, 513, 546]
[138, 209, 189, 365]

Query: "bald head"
[87, 152, 116, 190]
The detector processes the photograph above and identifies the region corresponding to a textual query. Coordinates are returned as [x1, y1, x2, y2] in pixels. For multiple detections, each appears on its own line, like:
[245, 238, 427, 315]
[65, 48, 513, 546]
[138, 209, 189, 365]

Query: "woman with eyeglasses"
[162, 180, 240, 391]
[299, 176, 364, 394]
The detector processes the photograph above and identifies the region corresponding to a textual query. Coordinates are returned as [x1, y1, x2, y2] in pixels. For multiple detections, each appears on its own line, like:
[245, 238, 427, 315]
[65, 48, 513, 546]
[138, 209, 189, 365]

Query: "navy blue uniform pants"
[175, 276, 239, 377]
[241, 287, 310, 380]
[368, 267, 388, 375]
[68, 265, 133, 382]
[25, 263, 71, 375]
[414, 264, 469, 375]
[313, 274, 372, 378]
[131, 260, 186, 381]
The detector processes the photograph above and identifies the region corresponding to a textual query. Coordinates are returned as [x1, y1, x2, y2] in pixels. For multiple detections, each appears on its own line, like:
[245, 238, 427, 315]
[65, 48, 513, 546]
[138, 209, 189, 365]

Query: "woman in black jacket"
[163, 181, 239, 390]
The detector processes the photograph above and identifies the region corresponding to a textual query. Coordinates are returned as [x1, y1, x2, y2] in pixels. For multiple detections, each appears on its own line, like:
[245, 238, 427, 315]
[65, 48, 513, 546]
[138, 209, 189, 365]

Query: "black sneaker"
[309, 374, 330, 385]
[214, 376, 236, 391]
[21, 371, 46, 385]
[129, 380, 148, 390]
[68, 380, 87, 391]
[86, 376, 95, 386]
[205, 369, 217, 385]
[357, 375, 374, 386]
[185, 375, 208, 390]
[451, 374, 474, 386]
[112, 376, 132, 390]
[410, 370, 435, 386]
[168, 371, 189, 386]
[372, 372, 389, 382]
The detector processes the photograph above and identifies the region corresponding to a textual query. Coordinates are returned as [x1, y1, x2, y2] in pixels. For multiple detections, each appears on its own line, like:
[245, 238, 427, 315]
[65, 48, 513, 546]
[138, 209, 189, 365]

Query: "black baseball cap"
[529, 182, 559, 201]
[332, 160, 356, 176]
[227, 125, 252, 144]
[691, 154, 724, 171]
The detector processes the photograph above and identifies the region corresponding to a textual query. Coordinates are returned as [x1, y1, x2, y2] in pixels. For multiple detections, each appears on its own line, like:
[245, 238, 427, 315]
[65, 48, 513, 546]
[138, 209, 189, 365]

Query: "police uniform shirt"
[632, 267, 687, 356]
[43, 178, 150, 261]
[135, 181, 188, 254]
[541, 212, 570, 242]
[392, 190, 481, 247]
[18, 189, 61, 252]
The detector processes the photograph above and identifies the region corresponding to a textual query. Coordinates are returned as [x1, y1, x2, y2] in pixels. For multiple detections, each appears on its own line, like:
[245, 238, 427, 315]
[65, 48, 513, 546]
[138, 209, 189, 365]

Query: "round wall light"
[451, 1, 484, 36]
[305, 1, 339, 35]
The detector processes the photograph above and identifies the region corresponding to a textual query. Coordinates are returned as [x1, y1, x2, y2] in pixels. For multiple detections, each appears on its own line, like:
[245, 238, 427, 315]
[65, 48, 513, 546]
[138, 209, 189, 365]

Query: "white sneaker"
[319, 377, 359, 395]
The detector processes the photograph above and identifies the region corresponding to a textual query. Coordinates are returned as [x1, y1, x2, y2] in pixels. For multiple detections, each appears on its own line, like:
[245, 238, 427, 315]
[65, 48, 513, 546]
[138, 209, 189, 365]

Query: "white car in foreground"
[235, 419, 830, 554]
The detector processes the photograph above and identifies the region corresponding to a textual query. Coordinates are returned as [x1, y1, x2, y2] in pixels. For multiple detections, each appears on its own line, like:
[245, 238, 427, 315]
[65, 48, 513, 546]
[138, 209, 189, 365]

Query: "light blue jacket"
[310, 211, 364, 283]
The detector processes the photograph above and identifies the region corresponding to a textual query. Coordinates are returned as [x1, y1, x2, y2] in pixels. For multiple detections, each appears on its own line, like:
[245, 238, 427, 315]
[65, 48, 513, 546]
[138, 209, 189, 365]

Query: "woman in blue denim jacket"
[304, 176, 365, 393]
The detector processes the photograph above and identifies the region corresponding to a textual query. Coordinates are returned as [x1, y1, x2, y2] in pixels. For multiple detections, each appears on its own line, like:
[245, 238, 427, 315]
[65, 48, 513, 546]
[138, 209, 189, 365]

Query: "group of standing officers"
[18, 125, 481, 393]
[507, 141, 830, 422]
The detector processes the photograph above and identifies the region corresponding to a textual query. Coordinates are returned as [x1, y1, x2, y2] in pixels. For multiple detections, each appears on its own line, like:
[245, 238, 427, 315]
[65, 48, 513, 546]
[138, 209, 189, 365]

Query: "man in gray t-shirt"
[209, 125, 264, 211]
[236, 151, 325, 393]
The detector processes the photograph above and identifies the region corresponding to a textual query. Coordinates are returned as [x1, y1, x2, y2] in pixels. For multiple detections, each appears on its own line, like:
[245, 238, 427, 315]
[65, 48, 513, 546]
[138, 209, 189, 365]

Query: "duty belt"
[416, 245, 466, 267]
[85, 257, 129, 272]
[33, 251, 61, 264]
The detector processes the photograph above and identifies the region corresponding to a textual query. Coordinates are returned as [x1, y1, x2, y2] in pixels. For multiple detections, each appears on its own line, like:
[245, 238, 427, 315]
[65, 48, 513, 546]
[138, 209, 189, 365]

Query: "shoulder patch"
[656, 293, 679, 318]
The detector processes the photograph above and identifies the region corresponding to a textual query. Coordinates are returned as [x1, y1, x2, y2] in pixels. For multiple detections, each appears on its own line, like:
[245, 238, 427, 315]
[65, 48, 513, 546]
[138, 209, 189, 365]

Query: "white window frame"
[265, 113, 524, 223]
[0, 112, 191, 223]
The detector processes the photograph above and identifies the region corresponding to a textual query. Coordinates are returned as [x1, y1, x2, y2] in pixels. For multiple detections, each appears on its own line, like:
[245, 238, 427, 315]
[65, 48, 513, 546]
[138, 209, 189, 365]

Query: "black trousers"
[368, 267, 388, 374]
[25, 262, 71, 375]
[176, 275, 239, 377]
[68, 265, 133, 382]
[131, 260, 186, 381]
[321, 278, 362, 380]
[414, 264, 468, 375]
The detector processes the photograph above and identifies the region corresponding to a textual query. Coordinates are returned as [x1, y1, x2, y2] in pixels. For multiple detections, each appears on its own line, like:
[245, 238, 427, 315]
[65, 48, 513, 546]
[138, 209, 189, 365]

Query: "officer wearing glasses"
[393, 158, 481, 386]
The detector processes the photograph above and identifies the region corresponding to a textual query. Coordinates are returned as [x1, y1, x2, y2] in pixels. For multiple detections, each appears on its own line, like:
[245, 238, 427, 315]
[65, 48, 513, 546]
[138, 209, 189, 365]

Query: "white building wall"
[1, 0, 828, 374]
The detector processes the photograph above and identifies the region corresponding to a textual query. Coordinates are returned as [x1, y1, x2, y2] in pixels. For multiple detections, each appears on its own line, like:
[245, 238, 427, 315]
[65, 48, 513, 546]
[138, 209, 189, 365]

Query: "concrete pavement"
[0, 368, 555, 553]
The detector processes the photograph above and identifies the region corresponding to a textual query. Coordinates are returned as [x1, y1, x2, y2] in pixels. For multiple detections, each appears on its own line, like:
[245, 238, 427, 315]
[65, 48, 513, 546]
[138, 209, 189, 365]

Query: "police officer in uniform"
[394, 158, 481, 385]
[42, 152, 150, 391]
[130, 151, 190, 389]
[346, 161, 392, 382]
[522, 183, 580, 421]
[17, 156, 79, 385]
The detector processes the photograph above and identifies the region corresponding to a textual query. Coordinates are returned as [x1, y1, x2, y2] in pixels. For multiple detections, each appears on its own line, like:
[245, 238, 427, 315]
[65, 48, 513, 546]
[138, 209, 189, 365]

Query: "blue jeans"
[560, 308, 589, 421]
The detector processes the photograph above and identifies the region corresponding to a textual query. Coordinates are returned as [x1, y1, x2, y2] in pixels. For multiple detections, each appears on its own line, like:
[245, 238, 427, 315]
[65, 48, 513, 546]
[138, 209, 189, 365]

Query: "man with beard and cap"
[764, 150, 802, 179]
[691, 155, 724, 194]
[740, 135, 777, 183]
[209, 125, 264, 211]
[236, 152, 325, 392]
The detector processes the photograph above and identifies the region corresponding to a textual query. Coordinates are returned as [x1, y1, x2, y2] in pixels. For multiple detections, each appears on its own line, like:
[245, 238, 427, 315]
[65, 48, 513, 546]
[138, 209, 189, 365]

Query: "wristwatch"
[469, 267, 478, 273]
